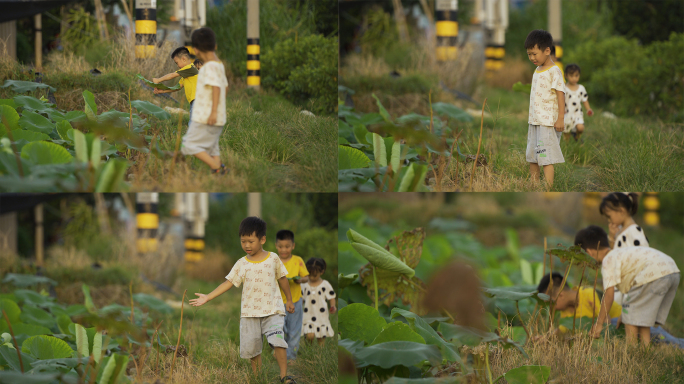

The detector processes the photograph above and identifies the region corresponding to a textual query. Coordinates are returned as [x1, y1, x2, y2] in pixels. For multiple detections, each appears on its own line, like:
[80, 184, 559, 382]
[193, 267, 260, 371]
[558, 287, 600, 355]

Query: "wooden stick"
[572, 264, 587, 335]
[2, 310, 23, 372]
[470, 98, 487, 191]
[515, 301, 531, 340]
[170, 289, 187, 377]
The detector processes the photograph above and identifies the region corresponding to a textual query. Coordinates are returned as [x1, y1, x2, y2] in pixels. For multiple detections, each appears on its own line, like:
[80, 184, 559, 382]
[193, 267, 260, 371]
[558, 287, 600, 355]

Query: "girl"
[300, 258, 336, 346]
[563, 63, 593, 141]
[599, 192, 650, 307]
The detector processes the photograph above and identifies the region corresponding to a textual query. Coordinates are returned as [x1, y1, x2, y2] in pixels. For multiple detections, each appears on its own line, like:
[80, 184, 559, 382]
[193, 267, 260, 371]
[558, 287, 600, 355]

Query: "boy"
[152, 47, 199, 119]
[189, 217, 297, 384]
[563, 64, 594, 142]
[524, 29, 566, 189]
[275, 230, 309, 362]
[574, 225, 680, 345]
[181, 27, 229, 174]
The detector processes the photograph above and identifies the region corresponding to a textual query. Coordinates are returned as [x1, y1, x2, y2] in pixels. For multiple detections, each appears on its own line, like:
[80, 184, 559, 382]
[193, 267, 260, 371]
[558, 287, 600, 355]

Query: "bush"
[567, 32, 684, 119]
[261, 34, 337, 115]
[342, 73, 438, 95]
[292, 227, 338, 290]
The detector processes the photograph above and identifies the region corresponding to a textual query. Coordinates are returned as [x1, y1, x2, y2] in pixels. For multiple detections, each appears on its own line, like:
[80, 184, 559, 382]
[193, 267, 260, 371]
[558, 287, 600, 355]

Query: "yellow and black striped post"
[184, 235, 204, 263]
[435, 0, 458, 61]
[247, 0, 260, 88]
[548, 0, 562, 72]
[182, 193, 208, 266]
[484, 43, 504, 71]
[642, 192, 660, 226]
[484, 0, 507, 73]
[136, 193, 159, 253]
[135, 0, 156, 59]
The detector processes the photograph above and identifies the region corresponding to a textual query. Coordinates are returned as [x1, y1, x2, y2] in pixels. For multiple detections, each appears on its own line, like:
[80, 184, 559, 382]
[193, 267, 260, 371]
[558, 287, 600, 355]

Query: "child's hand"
[554, 119, 564, 132]
[153, 89, 161, 94]
[207, 111, 217, 125]
[590, 324, 603, 339]
[152, 78, 160, 83]
[608, 222, 619, 242]
[189, 293, 209, 307]
[286, 301, 295, 313]
[587, 109, 594, 116]
[330, 305, 337, 314]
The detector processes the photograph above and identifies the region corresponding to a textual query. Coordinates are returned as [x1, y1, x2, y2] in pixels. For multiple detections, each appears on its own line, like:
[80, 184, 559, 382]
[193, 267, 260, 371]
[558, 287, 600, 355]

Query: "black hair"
[537, 272, 570, 294]
[276, 230, 295, 242]
[574, 225, 610, 251]
[565, 63, 581, 76]
[305, 257, 326, 275]
[239, 216, 266, 239]
[550, 45, 556, 56]
[191, 27, 216, 52]
[171, 47, 191, 60]
[524, 29, 554, 52]
[194, 59, 203, 67]
[599, 192, 639, 216]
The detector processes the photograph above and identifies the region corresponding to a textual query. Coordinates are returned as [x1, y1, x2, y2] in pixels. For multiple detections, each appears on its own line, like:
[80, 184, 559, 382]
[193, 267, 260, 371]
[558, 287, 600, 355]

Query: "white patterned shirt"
[226, 252, 288, 318]
[191, 61, 228, 126]
[529, 65, 565, 126]
[601, 247, 679, 293]
[613, 224, 649, 250]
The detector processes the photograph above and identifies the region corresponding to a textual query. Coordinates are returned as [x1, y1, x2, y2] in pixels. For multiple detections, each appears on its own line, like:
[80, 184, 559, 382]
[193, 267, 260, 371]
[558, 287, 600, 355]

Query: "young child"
[524, 29, 566, 189]
[181, 27, 229, 174]
[563, 64, 594, 141]
[189, 217, 297, 384]
[600, 192, 649, 250]
[152, 47, 199, 117]
[574, 225, 680, 345]
[194, 59, 203, 70]
[301, 258, 336, 346]
[275, 230, 309, 363]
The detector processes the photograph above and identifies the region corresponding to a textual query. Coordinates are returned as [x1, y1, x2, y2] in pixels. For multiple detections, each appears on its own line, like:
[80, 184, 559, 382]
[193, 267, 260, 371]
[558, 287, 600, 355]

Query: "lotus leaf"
[338, 303, 386, 345]
[339, 145, 371, 170]
[354, 341, 441, 369]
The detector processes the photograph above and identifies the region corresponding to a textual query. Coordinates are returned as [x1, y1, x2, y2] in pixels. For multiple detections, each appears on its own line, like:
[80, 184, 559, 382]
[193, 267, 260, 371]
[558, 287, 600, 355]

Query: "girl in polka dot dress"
[599, 192, 650, 306]
[300, 258, 336, 346]
[562, 64, 593, 142]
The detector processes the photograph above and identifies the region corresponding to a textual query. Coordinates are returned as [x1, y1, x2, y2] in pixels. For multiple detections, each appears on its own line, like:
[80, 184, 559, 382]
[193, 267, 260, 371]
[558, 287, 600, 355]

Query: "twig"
[515, 301, 531, 340]
[591, 242, 601, 328]
[572, 264, 587, 335]
[470, 97, 487, 191]
[170, 289, 187, 377]
[2, 310, 23, 372]
[171, 98, 185, 177]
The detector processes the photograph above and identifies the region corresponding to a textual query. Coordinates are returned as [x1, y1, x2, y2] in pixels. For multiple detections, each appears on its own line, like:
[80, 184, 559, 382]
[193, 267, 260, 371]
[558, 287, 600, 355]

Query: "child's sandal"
[211, 164, 229, 175]
[280, 376, 297, 384]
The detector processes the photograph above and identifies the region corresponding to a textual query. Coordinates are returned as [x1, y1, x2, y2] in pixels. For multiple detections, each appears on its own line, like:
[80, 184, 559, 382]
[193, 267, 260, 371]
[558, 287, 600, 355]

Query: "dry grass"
[183, 248, 234, 282]
[484, 58, 533, 90]
[490, 332, 684, 383]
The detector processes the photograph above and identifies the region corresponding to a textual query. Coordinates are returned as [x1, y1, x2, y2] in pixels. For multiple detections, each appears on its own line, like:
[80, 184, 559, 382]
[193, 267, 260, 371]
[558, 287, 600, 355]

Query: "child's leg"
[193, 151, 221, 169]
[529, 163, 540, 183]
[563, 133, 570, 141]
[576, 124, 585, 139]
[638, 326, 651, 345]
[317, 337, 325, 347]
[274, 347, 288, 378]
[250, 354, 262, 375]
[306, 333, 315, 343]
[625, 324, 639, 344]
[542, 164, 555, 188]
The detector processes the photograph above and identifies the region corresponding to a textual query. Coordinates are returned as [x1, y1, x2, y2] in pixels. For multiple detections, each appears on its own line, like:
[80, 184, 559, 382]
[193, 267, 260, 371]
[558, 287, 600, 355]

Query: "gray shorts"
[526, 124, 564, 166]
[239, 314, 288, 359]
[181, 120, 223, 156]
[622, 273, 680, 327]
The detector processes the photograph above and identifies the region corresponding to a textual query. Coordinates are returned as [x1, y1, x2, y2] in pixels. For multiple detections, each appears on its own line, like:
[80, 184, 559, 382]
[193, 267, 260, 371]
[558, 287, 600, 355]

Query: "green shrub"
[341, 73, 438, 95]
[45, 265, 134, 286]
[291, 227, 338, 288]
[261, 34, 337, 115]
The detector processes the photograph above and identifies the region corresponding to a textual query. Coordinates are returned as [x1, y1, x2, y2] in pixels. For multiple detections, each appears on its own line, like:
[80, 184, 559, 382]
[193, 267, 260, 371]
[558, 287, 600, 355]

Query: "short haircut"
[599, 192, 639, 216]
[305, 257, 326, 274]
[239, 216, 266, 238]
[194, 59, 203, 67]
[276, 230, 295, 242]
[191, 27, 216, 52]
[574, 225, 610, 251]
[565, 63, 581, 76]
[524, 29, 554, 52]
[171, 47, 191, 60]
[550, 45, 556, 56]
[537, 272, 570, 294]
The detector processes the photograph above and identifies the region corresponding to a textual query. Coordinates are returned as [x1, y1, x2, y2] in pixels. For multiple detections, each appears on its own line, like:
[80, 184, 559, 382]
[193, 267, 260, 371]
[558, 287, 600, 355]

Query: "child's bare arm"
[329, 297, 337, 314]
[153, 72, 180, 83]
[153, 85, 182, 95]
[554, 90, 565, 132]
[590, 286, 614, 338]
[582, 100, 593, 115]
[278, 276, 295, 313]
[189, 279, 234, 306]
[207, 85, 221, 125]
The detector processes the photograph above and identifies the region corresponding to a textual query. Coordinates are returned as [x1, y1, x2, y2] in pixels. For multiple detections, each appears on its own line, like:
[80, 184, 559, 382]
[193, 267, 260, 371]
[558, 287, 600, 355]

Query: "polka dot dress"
[301, 280, 335, 338]
[613, 224, 649, 250]
[563, 84, 588, 133]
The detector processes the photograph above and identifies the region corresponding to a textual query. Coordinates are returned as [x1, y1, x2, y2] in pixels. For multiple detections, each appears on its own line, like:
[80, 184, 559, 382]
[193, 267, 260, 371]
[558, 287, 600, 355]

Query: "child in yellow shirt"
[152, 47, 199, 118]
[276, 230, 309, 362]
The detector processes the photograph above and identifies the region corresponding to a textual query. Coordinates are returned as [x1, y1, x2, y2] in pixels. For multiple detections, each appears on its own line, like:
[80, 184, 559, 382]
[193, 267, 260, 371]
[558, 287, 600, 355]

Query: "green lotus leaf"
[499, 365, 551, 384]
[354, 341, 441, 369]
[10, 130, 50, 143]
[18, 110, 54, 134]
[338, 303, 387, 345]
[371, 321, 425, 345]
[1, 80, 56, 93]
[9, 323, 52, 337]
[56, 120, 73, 142]
[83, 90, 97, 121]
[131, 100, 171, 120]
[482, 287, 549, 303]
[0, 299, 21, 324]
[372, 94, 392, 123]
[13, 96, 52, 113]
[432, 102, 473, 122]
[0, 105, 20, 133]
[97, 352, 128, 384]
[548, 246, 599, 269]
[133, 293, 172, 314]
[94, 159, 128, 192]
[81, 285, 97, 314]
[438, 322, 528, 357]
[29, 357, 84, 372]
[14, 290, 55, 307]
[338, 145, 371, 170]
[137, 74, 182, 91]
[390, 308, 460, 363]
[398, 163, 428, 192]
[20, 141, 73, 165]
[347, 229, 414, 277]
[0, 99, 17, 108]
[0, 344, 36, 372]
[21, 335, 74, 360]
[385, 378, 464, 384]
[338, 273, 359, 290]
[19, 306, 56, 330]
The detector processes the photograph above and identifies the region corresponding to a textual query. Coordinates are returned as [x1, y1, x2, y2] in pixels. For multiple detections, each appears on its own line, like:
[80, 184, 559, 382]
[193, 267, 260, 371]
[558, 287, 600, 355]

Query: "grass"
[0, 37, 336, 192]
[144, 277, 338, 384]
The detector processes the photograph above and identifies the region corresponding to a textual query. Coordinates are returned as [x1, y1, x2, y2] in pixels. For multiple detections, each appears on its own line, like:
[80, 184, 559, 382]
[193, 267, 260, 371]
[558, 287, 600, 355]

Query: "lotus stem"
[170, 289, 187, 377]
[485, 346, 493, 384]
[470, 97, 486, 191]
[372, 266, 379, 311]
[572, 264, 587, 335]
[515, 301, 531, 340]
[2, 310, 23, 372]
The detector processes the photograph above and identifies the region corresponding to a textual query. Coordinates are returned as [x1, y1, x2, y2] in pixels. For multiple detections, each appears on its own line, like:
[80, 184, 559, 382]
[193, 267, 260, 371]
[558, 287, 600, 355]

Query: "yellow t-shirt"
[176, 64, 198, 103]
[279, 255, 309, 303]
[555, 61, 564, 80]
[558, 286, 622, 332]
